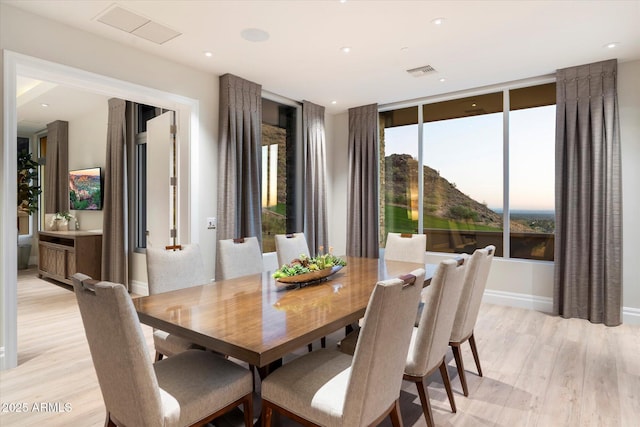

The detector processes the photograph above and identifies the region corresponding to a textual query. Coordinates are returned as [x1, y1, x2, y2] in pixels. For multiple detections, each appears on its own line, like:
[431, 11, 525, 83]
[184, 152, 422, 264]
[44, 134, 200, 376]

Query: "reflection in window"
[379, 107, 419, 246]
[261, 99, 300, 253]
[422, 92, 504, 255]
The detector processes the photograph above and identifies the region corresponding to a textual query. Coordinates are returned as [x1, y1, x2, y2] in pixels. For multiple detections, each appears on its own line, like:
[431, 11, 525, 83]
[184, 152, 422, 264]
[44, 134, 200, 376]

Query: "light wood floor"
[1, 268, 639, 427]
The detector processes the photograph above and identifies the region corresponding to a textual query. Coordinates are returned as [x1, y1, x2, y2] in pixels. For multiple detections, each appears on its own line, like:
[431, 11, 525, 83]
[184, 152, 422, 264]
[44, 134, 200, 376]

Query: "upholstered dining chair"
[449, 245, 495, 396]
[384, 232, 427, 264]
[217, 237, 263, 280]
[404, 258, 467, 427]
[274, 232, 326, 350]
[71, 273, 253, 427]
[275, 232, 310, 267]
[146, 244, 208, 361]
[261, 268, 425, 427]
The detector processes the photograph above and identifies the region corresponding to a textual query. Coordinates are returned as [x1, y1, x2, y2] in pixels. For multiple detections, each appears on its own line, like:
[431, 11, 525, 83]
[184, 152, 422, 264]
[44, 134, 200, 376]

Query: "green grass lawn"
[385, 205, 501, 233]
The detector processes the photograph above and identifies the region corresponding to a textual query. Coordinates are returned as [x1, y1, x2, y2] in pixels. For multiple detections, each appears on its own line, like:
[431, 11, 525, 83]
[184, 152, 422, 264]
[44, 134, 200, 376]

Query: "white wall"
[618, 59, 640, 315]
[1, 3, 219, 368]
[68, 102, 109, 231]
[325, 60, 640, 322]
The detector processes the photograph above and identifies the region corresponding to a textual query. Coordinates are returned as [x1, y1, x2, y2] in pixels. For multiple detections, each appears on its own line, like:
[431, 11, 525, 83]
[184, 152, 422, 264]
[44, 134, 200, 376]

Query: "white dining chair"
[404, 257, 467, 427]
[384, 232, 427, 264]
[71, 273, 253, 427]
[449, 245, 495, 396]
[275, 232, 311, 267]
[261, 268, 425, 427]
[146, 244, 208, 361]
[217, 237, 263, 280]
[274, 232, 326, 350]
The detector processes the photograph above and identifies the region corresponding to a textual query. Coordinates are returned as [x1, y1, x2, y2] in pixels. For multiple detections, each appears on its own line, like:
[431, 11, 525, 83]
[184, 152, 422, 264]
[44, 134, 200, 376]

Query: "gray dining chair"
[449, 245, 495, 396]
[146, 244, 208, 361]
[404, 257, 467, 427]
[384, 232, 427, 264]
[217, 237, 263, 280]
[275, 232, 310, 267]
[261, 268, 425, 427]
[71, 273, 253, 427]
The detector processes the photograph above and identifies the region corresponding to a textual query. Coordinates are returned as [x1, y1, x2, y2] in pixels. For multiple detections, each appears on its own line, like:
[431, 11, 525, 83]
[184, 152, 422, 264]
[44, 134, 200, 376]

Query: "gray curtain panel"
[554, 59, 622, 326]
[303, 100, 328, 255]
[44, 120, 69, 214]
[102, 98, 128, 286]
[217, 74, 263, 242]
[347, 104, 379, 258]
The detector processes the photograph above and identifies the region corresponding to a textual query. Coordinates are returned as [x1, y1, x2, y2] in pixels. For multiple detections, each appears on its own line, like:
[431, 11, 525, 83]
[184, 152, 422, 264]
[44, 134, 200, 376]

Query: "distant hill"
[384, 153, 533, 232]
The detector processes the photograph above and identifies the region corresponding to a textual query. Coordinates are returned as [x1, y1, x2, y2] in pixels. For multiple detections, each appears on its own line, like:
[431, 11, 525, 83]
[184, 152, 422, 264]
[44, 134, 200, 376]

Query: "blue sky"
[385, 105, 555, 211]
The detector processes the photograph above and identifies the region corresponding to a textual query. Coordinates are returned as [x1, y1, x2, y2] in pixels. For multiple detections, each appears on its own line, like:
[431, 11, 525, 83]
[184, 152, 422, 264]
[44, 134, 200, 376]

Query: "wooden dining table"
[133, 256, 434, 369]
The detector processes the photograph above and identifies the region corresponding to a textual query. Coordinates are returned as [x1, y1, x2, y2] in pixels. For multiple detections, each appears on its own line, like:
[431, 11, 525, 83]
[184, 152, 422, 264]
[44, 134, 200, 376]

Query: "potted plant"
[17, 150, 41, 269]
[53, 211, 73, 231]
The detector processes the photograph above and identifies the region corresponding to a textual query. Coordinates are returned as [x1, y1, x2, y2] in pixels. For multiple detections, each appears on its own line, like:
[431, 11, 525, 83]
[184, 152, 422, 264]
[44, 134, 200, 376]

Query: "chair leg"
[307, 343, 313, 352]
[439, 358, 457, 413]
[104, 412, 116, 427]
[154, 352, 163, 362]
[321, 336, 326, 348]
[451, 343, 469, 397]
[261, 404, 272, 427]
[413, 377, 434, 427]
[242, 394, 253, 427]
[389, 399, 404, 427]
[468, 332, 483, 377]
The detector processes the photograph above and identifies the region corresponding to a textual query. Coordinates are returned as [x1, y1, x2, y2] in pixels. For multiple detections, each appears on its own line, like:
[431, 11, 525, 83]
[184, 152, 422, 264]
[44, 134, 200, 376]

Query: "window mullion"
[502, 89, 510, 258]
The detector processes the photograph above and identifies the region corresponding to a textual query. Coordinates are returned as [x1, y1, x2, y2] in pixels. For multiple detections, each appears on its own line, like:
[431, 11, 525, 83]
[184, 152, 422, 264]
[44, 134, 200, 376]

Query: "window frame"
[378, 76, 556, 261]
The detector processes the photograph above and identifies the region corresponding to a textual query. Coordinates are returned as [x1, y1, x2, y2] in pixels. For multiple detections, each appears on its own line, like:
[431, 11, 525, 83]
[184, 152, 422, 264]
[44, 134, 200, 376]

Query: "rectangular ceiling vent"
[406, 65, 437, 77]
[96, 5, 181, 45]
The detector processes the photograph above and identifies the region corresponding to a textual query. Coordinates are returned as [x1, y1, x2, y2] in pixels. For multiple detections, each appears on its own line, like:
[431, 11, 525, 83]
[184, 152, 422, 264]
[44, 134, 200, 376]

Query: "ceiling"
[7, 0, 640, 133]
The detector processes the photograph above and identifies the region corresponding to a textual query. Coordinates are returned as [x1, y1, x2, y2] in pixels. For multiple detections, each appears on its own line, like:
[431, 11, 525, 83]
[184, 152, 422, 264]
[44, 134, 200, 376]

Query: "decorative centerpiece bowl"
[273, 252, 346, 288]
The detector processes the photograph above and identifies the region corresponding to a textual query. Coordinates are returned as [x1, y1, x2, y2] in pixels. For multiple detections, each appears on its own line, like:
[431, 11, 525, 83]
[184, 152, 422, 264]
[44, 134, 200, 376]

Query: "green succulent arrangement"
[273, 251, 347, 279]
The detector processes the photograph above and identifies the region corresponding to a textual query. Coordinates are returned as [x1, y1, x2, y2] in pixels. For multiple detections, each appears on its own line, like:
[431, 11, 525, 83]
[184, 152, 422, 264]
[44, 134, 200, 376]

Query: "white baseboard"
[483, 289, 640, 325]
[483, 289, 553, 313]
[130, 279, 148, 297]
[623, 307, 640, 325]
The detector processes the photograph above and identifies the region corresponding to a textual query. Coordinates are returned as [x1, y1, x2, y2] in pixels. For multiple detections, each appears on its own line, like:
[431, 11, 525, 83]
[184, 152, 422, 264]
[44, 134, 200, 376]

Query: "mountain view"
[384, 153, 555, 234]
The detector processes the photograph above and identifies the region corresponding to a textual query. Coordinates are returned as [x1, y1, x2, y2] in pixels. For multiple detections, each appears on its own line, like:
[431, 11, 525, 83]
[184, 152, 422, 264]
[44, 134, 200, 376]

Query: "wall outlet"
[207, 217, 217, 230]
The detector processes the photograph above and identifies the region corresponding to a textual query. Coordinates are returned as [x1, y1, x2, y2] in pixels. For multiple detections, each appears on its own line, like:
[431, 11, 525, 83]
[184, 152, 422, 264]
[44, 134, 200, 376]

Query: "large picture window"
[380, 82, 556, 261]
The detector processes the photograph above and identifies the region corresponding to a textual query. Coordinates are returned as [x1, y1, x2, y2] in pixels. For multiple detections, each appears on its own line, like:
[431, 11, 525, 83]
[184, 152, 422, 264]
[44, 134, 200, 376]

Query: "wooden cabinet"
[38, 231, 102, 285]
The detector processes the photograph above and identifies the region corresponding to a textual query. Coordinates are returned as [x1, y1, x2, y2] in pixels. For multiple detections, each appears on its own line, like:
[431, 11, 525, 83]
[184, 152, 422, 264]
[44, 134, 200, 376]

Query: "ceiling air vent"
[96, 5, 181, 45]
[406, 65, 437, 77]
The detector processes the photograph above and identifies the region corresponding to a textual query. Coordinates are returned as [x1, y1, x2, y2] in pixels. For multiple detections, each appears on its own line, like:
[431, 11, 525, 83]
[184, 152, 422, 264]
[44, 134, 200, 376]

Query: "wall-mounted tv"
[69, 167, 103, 210]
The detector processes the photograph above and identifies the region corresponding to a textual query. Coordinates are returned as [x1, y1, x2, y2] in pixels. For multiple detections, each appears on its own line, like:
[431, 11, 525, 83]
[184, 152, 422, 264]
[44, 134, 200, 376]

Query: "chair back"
[275, 232, 310, 267]
[384, 232, 426, 264]
[72, 273, 163, 427]
[450, 245, 495, 342]
[406, 258, 466, 377]
[218, 237, 263, 280]
[146, 244, 208, 294]
[344, 268, 425, 426]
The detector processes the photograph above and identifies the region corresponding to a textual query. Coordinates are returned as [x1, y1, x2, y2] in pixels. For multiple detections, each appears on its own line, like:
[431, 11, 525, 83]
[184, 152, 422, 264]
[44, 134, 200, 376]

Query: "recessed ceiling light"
[439, 78, 446, 82]
[203, 51, 213, 57]
[471, 103, 477, 107]
[331, 100, 337, 105]
[341, 46, 351, 53]
[241, 28, 270, 42]
[339, 0, 347, 3]
[431, 17, 445, 25]
[605, 42, 620, 49]
[40, 103, 49, 108]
